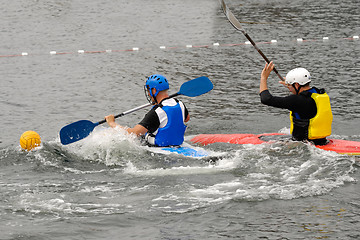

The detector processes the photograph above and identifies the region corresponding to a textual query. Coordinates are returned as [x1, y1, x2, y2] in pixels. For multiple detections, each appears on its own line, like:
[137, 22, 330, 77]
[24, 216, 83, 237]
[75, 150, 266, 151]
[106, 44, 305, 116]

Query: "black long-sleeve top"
[259, 89, 317, 119]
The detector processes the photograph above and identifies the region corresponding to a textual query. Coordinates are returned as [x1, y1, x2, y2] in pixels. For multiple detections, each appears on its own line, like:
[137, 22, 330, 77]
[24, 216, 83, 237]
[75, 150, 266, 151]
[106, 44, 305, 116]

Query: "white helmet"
[285, 68, 311, 85]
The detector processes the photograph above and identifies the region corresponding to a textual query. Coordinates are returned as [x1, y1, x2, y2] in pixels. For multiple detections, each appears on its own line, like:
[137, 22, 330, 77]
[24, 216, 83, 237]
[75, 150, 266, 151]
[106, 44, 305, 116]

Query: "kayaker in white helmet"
[259, 61, 333, 145]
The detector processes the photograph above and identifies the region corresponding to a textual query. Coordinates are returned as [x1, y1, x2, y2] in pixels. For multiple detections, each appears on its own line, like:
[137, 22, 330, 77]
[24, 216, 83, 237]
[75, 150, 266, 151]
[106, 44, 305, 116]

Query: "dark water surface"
[1, 0, 360, 239]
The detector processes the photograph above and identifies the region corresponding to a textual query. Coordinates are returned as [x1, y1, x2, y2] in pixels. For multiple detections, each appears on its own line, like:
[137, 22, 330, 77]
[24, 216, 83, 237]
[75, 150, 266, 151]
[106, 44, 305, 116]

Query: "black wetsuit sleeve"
[260, 90, 317, 119]
[138, 108, 160, 134]
[260, 90, 298, 110]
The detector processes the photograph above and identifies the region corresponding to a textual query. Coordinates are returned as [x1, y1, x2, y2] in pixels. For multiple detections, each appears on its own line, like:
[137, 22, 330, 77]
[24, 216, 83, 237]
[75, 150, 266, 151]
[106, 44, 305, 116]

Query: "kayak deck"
[159, 146, 208, 157]
[191, 133, 360, 156]
[145, 145, 209, 158]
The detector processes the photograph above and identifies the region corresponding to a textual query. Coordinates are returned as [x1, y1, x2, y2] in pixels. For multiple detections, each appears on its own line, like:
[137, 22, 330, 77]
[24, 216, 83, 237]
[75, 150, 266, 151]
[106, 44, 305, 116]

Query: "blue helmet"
[145, 74, 169, 101]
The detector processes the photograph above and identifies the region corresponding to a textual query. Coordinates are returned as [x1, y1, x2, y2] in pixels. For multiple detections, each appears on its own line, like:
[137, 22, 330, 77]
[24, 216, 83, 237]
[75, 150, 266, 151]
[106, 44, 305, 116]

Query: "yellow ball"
[20, 131, 41, 151]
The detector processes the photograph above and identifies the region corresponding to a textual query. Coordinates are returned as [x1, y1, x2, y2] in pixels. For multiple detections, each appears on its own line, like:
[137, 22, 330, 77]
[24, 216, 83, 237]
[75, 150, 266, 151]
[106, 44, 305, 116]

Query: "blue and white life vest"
[145, 98, 187, 147]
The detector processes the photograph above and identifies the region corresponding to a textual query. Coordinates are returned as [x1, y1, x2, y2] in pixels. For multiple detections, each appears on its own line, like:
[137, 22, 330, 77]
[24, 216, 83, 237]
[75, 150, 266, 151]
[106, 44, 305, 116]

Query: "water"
[1, 0, 360, 239]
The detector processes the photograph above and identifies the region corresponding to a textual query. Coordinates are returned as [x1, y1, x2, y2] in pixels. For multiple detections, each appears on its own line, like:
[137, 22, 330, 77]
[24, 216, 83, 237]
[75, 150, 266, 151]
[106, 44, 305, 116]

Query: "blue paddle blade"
[179, 76, 213, 97]
[60, 120, 99, 145]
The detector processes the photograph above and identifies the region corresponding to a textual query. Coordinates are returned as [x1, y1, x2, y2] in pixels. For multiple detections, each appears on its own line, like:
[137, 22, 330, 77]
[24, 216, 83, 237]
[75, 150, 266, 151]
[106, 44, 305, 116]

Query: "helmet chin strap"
[292, 83, 302, 95]
[144, 86, 157, 104]
[153, 95, 158, 104]
[152, 89, 159, 104]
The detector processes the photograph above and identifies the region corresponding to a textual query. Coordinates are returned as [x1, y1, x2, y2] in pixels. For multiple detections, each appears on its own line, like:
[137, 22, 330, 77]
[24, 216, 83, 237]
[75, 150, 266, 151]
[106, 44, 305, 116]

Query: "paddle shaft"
[97, 93, 180, 125]
[240, 29, 284, 81]
[60, 76, 212, 145]
[219, 0, 284, 82]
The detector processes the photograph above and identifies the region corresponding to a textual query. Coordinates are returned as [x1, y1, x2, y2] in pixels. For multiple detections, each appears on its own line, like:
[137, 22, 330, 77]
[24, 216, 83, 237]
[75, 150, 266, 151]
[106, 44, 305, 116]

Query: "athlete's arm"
[138, 108, 160, 134]
[260, 90, 298, 110]
[184, 106, 190, 122]
[185, 113, 190, 122]
[105, 115, 148, 136]
[260, 61, 274, 93]
[260, 90, 317, 120]
[127, 124, 148, 136]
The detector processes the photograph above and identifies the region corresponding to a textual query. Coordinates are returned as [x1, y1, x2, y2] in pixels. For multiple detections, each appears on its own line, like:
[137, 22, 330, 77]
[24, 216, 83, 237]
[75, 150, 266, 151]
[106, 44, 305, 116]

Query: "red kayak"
[190, 133, 360, 156]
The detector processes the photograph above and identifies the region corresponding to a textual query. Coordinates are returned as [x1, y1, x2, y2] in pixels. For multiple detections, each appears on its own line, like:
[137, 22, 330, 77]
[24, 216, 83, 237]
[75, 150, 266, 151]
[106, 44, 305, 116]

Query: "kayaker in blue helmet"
[259, 61, 333, 145]
[105, 74, 190, 147]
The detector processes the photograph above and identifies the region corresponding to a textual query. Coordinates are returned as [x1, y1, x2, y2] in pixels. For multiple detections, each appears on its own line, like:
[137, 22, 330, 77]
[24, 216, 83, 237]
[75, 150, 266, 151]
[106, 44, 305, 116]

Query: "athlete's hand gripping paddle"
[59, 76, 213, 145]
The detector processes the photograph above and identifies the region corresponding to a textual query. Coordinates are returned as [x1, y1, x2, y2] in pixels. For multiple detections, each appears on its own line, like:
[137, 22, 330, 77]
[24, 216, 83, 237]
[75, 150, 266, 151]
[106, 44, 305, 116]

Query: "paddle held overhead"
[219, 0, 284, 82]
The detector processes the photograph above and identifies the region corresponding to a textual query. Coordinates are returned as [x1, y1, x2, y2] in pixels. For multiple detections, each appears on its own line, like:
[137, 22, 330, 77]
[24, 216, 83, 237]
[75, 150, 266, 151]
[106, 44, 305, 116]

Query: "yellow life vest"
[290, 92, 332, 140]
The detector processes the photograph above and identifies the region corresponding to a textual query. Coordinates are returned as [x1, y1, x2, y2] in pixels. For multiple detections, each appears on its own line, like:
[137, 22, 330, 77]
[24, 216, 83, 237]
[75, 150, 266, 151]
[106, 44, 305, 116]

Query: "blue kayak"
[159, 146, 208, 157]
[146, 145, 209, 158]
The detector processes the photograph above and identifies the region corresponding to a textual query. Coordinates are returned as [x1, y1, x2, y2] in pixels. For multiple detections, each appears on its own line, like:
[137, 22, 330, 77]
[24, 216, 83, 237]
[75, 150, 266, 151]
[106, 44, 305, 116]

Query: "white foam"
[124, 164, 220, 176]
[64, 126, 142, 166]
[58, 126, 356, 205]
[278, 127, 291, 134]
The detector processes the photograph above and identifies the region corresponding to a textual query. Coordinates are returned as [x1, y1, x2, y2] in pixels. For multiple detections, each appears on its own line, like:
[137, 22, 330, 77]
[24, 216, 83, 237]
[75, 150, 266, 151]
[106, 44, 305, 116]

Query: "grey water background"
[1, 0, 360, 239]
